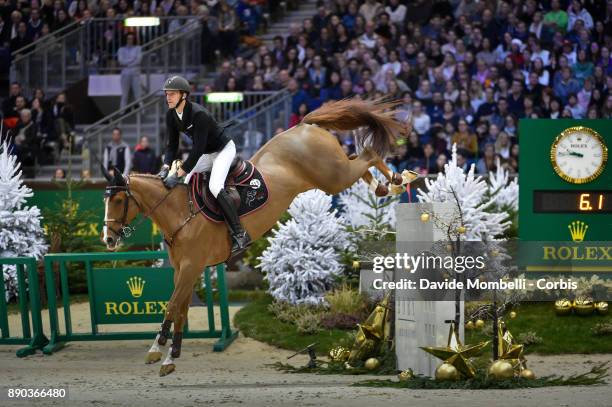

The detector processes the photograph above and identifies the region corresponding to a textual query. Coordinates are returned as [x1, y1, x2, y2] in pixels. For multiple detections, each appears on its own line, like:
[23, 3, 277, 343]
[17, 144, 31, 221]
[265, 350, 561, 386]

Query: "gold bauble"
[465, 321, 474, 330]
[520, 369, 536, 380]
[488, 360, 515, 380]
[457, 226, 467, 234]
[554, 299, 573, 316]
[595, 302, 609, 315]
[329, 346, 350, 362]
[475, 319, 485, 329]
[420, 213, 430, 222]
[364, 357, 381, 370]
[398, 369, 414, 381]
[435, 362, 459, 381]
[490, 249, 499, 257]
[509, 311, 517, 319]
[352, 260, 360, 269]
[573, 297, 595, 316]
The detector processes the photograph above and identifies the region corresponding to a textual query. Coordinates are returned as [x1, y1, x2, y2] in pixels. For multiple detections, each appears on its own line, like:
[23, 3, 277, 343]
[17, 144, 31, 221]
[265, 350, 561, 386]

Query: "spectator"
[476, 143, 497, 175]
[554, 67, 581, 104]
[117, 33, 142, 109]
[359, 0, 383, 25]
[49, 92, 75, 155]
[411, 100, 430, 138]
[452, 119, 478, 158]
[103, 127, 131, 176]
[132, 135, 159, 174]
[495, 132, 512, 160]
[289, 103, 308, 128]
[567, 0, 594, 32]
[53, 167, 66, 180]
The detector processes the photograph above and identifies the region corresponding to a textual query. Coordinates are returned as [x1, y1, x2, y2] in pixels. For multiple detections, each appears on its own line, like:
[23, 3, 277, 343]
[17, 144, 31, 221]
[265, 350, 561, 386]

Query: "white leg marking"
[103, 197, 109, 242]
[368, 178, 379, 193]
[149, 333, 165, 354]
[162, 347, 175, 366]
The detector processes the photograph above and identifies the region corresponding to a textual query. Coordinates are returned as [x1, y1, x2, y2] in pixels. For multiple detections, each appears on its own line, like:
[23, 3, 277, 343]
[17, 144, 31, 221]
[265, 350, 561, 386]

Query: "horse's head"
[100, 165, 141, 250]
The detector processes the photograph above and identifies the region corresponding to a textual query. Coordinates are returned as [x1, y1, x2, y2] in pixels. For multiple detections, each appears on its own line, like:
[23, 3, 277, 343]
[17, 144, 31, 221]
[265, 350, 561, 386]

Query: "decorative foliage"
[0, 139, 47, 301]
[259, 189, 353, 305]
[417, 144, 512, 240]
[337, 177, 399, 236]
[353, 363, 609, 389]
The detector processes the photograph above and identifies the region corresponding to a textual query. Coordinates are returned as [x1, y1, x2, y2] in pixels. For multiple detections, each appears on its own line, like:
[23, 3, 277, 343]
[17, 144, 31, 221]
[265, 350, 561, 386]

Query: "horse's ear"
[101, 164, 112, 182]
[112, 166, 126, 186]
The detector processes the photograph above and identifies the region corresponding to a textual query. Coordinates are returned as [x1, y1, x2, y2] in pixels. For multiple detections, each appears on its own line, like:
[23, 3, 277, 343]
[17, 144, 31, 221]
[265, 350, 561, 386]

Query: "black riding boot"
[216, 188, 251, 255]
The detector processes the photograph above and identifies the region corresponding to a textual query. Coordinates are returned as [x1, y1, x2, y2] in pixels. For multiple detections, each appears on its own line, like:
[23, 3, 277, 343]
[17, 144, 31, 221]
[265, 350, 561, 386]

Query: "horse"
[101, 98, 416, 376]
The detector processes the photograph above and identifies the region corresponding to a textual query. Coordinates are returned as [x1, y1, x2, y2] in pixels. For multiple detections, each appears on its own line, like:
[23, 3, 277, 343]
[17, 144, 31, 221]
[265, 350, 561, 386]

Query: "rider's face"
[165, 90, 181, 108]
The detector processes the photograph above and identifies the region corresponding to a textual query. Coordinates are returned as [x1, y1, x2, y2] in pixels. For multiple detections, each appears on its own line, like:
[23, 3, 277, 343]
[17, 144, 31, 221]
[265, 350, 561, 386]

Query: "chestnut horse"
[101, 98, 415, 376]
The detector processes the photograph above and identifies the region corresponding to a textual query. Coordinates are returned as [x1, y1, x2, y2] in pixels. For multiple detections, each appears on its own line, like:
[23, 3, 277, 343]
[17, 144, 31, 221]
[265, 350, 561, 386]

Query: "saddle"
[189, 156, 269, 223]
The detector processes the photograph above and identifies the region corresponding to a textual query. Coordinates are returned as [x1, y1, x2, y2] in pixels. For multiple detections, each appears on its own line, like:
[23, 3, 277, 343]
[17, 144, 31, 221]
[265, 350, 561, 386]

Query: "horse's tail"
[302, 98, 406, 158]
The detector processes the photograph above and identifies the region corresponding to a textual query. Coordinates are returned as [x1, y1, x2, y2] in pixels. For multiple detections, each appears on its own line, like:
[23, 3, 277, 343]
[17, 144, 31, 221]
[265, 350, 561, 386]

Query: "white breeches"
[184, 140, 236, 198]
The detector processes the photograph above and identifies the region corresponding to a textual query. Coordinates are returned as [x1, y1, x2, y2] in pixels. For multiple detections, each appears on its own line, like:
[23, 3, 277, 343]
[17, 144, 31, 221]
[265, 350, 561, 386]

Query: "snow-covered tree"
[417, 144, 511, 240]
[487, 157, 518, 212]
[338, 177, 399, 229]
[0, 140, 47, 301]
[259, 189, 353, 305]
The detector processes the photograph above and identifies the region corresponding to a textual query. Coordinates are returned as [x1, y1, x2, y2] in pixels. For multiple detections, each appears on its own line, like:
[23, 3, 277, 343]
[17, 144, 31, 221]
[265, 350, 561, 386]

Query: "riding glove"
[163, 173, 182, 189]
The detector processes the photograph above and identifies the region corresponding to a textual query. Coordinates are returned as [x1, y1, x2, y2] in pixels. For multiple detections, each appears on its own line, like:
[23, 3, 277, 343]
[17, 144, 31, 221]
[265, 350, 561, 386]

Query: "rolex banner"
[91, 267, 174, 324]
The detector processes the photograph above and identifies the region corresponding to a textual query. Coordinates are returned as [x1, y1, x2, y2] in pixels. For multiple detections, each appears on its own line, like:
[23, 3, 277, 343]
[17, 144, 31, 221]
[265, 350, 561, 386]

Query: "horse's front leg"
[145, 319, 172, 364]
[159, 264, 200, 377]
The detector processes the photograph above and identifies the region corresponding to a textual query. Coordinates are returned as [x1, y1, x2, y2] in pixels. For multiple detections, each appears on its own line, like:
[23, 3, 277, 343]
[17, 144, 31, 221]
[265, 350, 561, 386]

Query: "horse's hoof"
[145, 351, 162, 364]
[159, 364, 176, 377]
[375, 183, 389, 197]
[391, 172, 403, 185]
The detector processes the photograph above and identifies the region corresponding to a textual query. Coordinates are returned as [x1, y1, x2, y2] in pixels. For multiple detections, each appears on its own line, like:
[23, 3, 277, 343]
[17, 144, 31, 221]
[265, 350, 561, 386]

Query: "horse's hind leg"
[348, 154, 389, 196]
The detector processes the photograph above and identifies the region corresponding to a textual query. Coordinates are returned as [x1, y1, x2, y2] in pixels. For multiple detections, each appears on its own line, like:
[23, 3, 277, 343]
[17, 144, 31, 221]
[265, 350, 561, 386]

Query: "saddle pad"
[190, 162, 269, 223]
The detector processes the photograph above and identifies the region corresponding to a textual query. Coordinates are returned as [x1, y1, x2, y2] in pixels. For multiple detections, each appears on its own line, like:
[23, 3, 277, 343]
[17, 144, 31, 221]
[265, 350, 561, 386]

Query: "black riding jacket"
[163, 100, 231, 173]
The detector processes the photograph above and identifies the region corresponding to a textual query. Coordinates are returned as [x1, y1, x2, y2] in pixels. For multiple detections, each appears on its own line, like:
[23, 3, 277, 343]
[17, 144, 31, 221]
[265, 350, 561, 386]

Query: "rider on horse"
[158, 75, 251, 254]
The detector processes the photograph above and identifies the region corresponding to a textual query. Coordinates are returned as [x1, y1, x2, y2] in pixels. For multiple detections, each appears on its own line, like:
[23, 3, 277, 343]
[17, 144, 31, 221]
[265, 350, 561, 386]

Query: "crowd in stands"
[2, 0, 612, 180]
[206, 0, 612, 176]
[1, 0, 274, 72]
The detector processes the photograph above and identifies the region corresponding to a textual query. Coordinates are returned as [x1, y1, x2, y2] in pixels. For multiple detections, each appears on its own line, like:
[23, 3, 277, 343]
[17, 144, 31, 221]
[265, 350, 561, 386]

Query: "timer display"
[533, 190, 612, 213]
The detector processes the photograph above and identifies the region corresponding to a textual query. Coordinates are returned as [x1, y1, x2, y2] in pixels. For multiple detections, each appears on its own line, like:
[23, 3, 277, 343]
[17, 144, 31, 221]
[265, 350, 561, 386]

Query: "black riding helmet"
[163, 75, 191, 93]
[163, 75, 191, 109]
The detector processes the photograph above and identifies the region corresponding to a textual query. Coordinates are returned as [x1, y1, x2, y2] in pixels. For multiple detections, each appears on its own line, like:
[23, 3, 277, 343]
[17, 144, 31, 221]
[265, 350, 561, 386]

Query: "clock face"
[551, 127, 608, 184]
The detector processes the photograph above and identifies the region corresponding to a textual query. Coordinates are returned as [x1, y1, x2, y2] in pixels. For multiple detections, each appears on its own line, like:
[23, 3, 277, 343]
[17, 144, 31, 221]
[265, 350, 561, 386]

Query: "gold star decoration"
[420, 322, 489, 378]
[497, 320, 526, 371]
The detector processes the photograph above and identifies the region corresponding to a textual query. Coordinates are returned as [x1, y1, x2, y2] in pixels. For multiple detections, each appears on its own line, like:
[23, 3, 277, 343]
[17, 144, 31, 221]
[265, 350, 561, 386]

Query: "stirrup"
[230, 231, 252, 255]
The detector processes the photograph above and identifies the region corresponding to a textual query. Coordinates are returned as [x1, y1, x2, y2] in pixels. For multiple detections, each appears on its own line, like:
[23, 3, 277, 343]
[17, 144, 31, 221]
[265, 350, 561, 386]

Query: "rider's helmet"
[163, 75, 191, 94]
[163, 76, 191, 109]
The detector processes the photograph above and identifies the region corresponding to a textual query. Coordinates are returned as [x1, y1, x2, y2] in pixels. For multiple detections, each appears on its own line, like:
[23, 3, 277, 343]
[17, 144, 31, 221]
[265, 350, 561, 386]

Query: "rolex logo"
[127, 276, 146, 298]
[568, 221, 588, 242]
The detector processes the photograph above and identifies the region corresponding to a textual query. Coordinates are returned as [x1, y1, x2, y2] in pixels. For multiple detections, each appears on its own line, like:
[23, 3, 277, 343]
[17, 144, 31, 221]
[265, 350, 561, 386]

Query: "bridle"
[104, 175, 206, 247]
[103, 177, 173, 242]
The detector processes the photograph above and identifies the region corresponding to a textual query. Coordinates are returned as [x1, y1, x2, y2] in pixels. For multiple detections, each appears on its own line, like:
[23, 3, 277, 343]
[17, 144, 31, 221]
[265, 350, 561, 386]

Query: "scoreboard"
[519, 120, 611, 273]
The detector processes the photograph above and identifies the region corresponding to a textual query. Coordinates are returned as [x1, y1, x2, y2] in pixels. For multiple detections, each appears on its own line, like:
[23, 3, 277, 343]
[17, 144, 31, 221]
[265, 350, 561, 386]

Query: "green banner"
[26, 181, 162, 247]
[91, 267, 174, 324]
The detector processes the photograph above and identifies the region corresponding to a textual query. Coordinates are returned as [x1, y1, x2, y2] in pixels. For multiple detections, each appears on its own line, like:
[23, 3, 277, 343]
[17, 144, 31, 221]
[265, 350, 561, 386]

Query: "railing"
[82, 90, 292, 177]
[10, 16, 201, 97]
[0, 257, 48, 357]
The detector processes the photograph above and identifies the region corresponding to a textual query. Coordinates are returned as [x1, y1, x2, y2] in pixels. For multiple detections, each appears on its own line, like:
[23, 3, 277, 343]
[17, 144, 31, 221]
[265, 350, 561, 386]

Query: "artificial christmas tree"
[417, 144, 512, 240]
[259, 189, 353, 305]
[0, 140, 47, 301]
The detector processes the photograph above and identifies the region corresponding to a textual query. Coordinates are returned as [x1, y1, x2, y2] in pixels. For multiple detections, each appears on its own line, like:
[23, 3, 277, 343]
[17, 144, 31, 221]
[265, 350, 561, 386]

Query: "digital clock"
[533, 190, 612, 213]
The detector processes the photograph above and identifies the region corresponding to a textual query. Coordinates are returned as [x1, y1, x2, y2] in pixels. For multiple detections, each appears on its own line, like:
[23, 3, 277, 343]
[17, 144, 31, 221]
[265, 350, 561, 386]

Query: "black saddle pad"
[190, 160, 269, 223]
